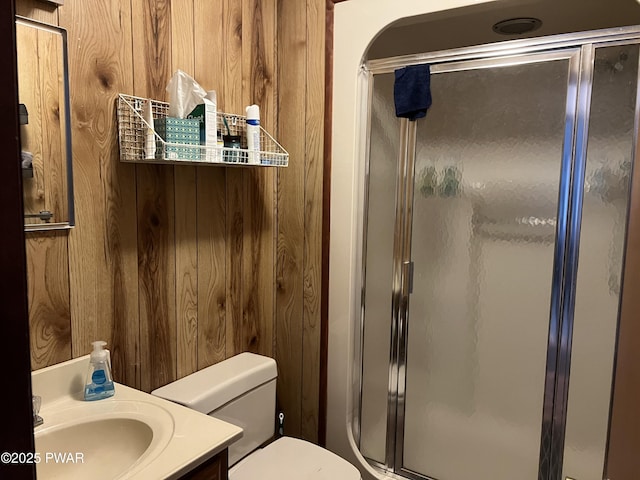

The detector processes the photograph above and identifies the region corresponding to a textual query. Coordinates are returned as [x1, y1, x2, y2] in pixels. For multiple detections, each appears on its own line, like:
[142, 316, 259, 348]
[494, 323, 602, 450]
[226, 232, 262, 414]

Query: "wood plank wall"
[606, 128, 640, 479]
[18, 0, 325, 442]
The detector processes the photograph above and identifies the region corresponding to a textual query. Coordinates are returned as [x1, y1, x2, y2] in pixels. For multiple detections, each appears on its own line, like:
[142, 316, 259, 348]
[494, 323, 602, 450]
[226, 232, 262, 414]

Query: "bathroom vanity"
[31, 356, 242, 480]
[179, 451, 228, 480]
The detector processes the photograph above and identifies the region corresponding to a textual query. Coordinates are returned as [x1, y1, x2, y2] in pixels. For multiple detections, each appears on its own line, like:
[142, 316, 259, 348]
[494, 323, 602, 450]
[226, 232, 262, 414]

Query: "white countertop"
[32, 355, 243, 479]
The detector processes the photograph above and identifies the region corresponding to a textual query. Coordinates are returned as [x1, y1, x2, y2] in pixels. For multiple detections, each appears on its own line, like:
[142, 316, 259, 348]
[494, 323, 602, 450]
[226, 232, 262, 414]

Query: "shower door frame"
[356, 26, 640, 480]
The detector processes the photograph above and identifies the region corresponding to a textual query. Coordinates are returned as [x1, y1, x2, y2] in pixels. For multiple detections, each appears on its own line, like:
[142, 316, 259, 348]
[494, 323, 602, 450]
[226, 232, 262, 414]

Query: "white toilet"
[152, 352, 361, 480]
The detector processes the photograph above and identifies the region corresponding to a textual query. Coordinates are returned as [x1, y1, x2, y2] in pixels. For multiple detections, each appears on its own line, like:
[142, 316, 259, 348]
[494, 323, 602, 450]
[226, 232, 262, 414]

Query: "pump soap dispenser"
[84, 341, 115, 401]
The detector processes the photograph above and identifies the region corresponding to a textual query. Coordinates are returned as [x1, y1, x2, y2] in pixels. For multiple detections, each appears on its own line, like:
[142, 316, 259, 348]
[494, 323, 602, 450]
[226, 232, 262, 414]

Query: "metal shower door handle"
[402, 261, 414, 296]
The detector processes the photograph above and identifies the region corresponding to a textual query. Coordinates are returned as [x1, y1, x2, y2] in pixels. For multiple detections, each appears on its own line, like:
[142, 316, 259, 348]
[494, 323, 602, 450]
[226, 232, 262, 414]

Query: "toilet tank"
[151, 352, 277, 466]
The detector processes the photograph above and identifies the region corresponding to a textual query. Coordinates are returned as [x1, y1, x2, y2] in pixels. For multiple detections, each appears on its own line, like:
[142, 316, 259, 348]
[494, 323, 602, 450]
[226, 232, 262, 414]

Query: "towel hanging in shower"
[394, 64, 432, 121]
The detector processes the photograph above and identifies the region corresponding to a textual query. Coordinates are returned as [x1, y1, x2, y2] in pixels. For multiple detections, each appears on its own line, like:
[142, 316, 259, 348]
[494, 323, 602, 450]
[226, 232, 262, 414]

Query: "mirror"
[16, 15, 74, 231]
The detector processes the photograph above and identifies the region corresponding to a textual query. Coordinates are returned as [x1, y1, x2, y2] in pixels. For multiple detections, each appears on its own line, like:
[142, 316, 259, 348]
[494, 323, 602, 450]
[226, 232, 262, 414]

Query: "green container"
[155, 117, 200, 161]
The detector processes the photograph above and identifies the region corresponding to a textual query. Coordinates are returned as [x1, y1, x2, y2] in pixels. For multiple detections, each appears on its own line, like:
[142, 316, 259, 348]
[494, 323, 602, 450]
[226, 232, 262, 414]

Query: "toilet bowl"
[152, 352, 361, 480]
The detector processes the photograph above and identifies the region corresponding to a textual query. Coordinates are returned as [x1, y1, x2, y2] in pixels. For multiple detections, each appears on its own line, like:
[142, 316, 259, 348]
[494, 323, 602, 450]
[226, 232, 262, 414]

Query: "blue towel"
[394, 64, 432, 121]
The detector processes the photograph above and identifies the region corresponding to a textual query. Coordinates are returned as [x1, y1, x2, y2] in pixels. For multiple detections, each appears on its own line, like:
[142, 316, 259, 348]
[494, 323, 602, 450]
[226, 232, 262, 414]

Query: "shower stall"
[353, 28, 640, 480]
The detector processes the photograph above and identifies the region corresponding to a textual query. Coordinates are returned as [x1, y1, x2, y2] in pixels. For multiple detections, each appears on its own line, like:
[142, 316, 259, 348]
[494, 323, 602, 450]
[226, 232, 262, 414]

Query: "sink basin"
[32, 355, 243, 479]
[35, 400, 174, 480]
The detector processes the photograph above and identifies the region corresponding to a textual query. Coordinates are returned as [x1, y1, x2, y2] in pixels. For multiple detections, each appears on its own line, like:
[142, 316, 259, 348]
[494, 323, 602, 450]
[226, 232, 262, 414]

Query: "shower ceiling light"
[492, 17, 542, 35]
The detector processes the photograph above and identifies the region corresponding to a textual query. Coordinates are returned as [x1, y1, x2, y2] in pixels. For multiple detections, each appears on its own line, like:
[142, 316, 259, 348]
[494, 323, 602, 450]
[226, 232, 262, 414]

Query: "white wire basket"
[116, 93, 289, 167]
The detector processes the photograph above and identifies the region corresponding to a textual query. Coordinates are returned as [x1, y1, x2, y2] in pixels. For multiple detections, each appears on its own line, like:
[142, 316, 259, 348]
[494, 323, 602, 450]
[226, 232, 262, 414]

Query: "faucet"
[32, 396, 43, 427]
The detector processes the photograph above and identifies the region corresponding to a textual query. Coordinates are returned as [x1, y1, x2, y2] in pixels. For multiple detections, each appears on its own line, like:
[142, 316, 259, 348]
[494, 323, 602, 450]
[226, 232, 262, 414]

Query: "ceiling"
[366, 0, 640, 59]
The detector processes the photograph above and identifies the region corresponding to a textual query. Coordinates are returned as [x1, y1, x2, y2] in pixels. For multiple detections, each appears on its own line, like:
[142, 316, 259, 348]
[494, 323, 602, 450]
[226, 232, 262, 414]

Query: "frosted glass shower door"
[399, 54, 578, 480]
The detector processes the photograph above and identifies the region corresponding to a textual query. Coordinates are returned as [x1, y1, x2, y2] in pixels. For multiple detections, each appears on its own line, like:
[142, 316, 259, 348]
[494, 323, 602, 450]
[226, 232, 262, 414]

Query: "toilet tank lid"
[151, 352, 277, 414]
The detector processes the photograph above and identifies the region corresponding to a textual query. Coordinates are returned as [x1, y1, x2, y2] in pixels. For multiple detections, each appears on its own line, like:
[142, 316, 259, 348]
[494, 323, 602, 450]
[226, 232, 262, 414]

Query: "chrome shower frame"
[354, 25, 640, 480]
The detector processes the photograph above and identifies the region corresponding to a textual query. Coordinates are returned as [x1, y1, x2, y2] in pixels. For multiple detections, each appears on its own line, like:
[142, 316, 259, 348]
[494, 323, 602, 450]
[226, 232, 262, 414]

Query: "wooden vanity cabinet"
[179, 448, 228, 480]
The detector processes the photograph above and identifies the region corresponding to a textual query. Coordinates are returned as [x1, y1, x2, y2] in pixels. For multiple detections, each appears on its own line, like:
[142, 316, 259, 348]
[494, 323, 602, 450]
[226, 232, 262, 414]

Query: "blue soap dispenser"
[84, 341, 115, 401]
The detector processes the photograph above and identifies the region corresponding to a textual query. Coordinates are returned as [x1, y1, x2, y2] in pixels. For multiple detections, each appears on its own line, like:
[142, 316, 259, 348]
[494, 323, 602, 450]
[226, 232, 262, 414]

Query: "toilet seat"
[229, 437, 361, 480]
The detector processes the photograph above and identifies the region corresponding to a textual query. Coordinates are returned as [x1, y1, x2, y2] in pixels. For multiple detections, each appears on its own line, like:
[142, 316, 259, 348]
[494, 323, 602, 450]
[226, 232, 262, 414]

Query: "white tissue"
[166, 69, 207, 119]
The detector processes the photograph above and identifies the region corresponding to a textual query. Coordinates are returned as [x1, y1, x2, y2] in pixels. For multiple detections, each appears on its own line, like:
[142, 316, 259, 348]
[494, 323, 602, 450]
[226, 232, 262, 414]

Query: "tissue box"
[188, 100, 219, 162]
[155, 117, 200, 161]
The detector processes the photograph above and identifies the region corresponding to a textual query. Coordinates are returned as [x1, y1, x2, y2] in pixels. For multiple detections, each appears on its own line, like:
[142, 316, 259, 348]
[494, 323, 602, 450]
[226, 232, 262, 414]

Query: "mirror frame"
[16, 15, 74, 232]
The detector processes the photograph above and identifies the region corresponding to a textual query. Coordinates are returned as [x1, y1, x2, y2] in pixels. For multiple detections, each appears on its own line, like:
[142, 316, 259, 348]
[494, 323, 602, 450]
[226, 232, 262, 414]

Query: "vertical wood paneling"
[23, 0, 325, 442]
[26, 231, 71, 369]
[54, 37, 69, 220]
[59, 0, 139, 387]
[276, 0, 307, 438]
[224, 0, 245, 357]
[171, 0, 199, 379]
[15, 0, 58, 23]
[132, 0, 176, 392]
[242, 0, 277, 357]
[301, 0, 325, 443]
[131, 0, 171, 102]
[40, 28, 67, 222]
[606, 135, 640, 479]
[16, 25, 45, 222]
[137, 165, 176, 390]
[175, 163, 199, 378]
[320, 1, 335, 447]
[194, 0, 227, 370]
[195, 163, 228, 369]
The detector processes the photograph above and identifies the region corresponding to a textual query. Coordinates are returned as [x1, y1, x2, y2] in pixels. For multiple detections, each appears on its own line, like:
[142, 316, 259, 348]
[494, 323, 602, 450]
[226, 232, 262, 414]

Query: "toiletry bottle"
[217, 130, 224, 162]
[143, 99, 156, 160]
[245, 104, 261, 165]
[84, 341, 115, 401]
[205, 91, 217, 162]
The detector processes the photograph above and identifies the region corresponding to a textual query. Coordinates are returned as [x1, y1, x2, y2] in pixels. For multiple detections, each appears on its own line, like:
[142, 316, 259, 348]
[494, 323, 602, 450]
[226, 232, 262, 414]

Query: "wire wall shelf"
[117, 93, 288, 167]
